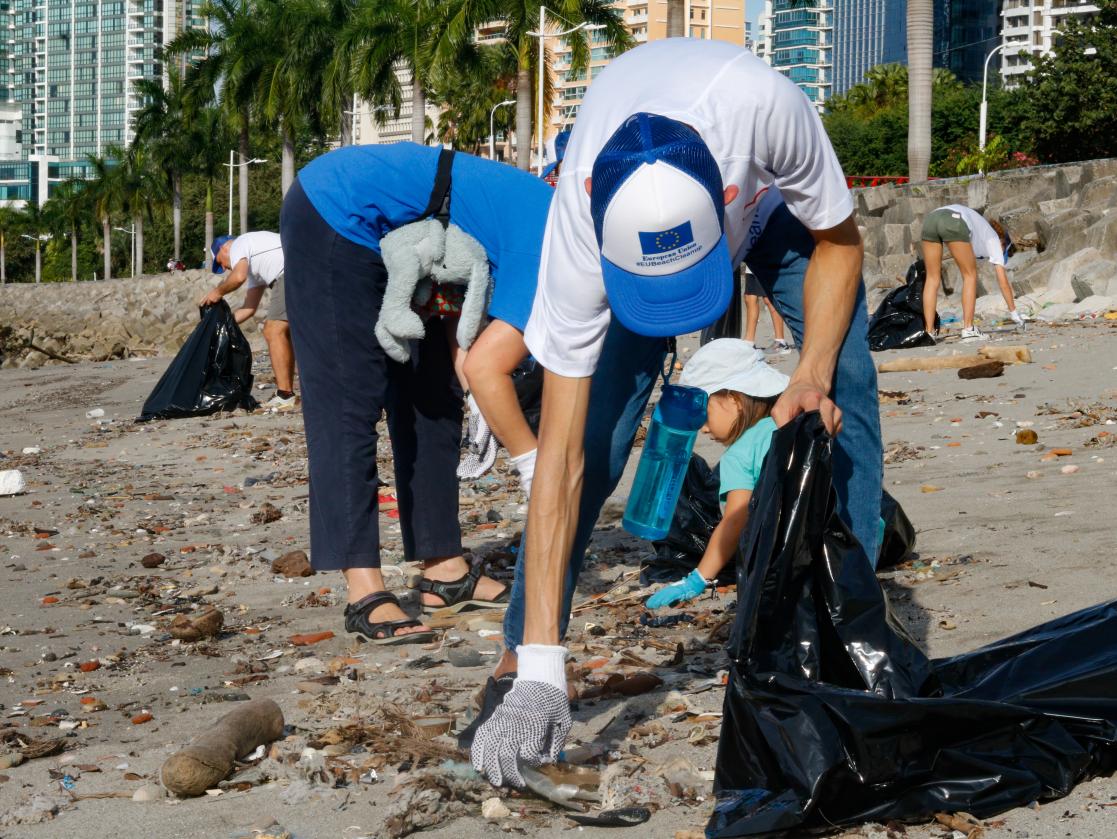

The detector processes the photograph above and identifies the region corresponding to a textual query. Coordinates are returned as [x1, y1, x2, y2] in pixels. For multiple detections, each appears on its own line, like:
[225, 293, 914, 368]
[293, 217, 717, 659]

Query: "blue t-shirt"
[718, 416, 777, 502]
[297, 143, 553, 332]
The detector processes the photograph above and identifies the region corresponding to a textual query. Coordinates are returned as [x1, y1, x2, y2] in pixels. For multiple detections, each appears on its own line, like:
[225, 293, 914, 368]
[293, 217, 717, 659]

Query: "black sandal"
[419, 564, 510, 614]
[344, 591, 436, 646]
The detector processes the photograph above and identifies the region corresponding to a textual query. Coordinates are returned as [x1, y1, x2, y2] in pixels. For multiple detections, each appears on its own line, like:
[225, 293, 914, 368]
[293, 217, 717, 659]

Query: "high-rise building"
[832, 0, 906, 96]
[1000, 0, 1099, 86]
[549, 1, 747, 135]
[756, 0, 833, 109]
[932, 0, 1002, 84]
[0, 0, 203, 206]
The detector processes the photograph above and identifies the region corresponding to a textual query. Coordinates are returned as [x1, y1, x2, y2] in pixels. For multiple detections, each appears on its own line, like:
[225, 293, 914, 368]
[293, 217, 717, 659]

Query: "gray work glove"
[469, 645, 571, 788]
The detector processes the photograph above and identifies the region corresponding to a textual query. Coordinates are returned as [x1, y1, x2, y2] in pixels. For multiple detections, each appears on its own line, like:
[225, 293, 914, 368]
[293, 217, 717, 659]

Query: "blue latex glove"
[646, 568, 708, 609]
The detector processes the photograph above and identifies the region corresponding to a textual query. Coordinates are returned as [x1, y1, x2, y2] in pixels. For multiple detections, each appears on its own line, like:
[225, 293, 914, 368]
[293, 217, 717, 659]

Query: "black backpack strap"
[421, 147, 455, 228]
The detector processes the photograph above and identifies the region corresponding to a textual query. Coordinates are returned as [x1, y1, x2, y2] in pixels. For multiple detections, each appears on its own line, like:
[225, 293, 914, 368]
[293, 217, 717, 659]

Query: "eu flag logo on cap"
[639, 221, 693, 256]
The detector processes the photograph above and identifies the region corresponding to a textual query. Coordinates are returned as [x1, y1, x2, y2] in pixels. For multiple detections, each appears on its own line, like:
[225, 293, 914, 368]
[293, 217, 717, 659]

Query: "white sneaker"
[264, 393, 297, 412]
[766, 339, 793, 356]
[959, 326, 987, 342]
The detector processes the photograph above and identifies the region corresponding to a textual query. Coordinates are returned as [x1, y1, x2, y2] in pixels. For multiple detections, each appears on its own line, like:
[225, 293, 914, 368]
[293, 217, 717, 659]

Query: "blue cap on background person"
[210, 235, 234, 274]
[589, 113, 731, 338]
[541, 129, 572, 180]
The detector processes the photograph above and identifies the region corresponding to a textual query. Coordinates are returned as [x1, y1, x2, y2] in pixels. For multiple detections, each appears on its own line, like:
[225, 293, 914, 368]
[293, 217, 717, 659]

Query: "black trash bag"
[641, 453, 727, 585]
[868, 259, 939, 352]
[877, 489, 916, 569]
[642, 456, 916, 583]
[710, 413, 1117, 837]
[137, 301, 258, 422]
[513, 357, 543, 435]
[700, 268, 743, 345]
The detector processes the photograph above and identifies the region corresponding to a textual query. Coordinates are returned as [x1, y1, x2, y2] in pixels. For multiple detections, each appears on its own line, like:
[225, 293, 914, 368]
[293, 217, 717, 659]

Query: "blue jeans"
[745, 202, 883, 566]
[502, 321, 667, 647]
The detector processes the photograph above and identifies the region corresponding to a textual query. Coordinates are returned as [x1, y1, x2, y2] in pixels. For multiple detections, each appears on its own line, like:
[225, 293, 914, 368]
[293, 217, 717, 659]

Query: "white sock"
[511, 448, 537, 498]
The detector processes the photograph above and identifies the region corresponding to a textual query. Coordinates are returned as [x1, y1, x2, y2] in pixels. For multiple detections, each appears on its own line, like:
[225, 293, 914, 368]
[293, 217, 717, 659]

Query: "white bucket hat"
[679, 338, 789, 398]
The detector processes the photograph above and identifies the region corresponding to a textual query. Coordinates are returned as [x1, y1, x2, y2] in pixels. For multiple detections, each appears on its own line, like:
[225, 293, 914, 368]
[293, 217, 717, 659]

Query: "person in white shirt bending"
[920, 205, 1024, 342]
[200, 232, 298, 411]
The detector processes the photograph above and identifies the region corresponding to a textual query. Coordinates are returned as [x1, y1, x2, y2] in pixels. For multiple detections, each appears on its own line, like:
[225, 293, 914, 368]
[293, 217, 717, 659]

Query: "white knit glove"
[469, 644, 571, 788]
[458, 394, 497, 479]
[510, 448, 537, 499]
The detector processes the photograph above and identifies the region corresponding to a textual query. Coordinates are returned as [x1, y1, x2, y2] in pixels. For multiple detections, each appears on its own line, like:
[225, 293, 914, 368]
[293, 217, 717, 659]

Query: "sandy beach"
[1, 317, 1116, 838]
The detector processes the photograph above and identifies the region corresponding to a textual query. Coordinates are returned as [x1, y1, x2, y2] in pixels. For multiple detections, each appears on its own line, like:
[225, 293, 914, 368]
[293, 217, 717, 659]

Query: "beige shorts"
[266, 272, 287, 322]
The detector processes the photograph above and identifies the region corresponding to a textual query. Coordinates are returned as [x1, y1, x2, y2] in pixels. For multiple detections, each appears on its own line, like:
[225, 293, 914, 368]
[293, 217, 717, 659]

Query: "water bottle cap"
[656, 384, 708, 431]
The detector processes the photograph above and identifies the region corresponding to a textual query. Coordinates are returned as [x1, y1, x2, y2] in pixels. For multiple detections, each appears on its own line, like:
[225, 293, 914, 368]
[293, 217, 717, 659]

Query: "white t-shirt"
[525, 39, 853, 377]
[938, 205, 1006, 267]
[230, 231, 284, 290]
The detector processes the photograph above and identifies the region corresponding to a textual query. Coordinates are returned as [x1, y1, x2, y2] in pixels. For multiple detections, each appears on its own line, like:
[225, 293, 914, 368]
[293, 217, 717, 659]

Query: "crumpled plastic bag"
[878, 488, 916, 569]
[137, 301, 258, 422]
[868, 259, 939, 352]
[710, 413, 1117, 836]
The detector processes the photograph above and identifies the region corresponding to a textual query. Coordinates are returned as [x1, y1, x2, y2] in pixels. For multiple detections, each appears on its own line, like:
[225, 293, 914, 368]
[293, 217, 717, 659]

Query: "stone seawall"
[0, 270, 269, 369]
[856, 158, 1117, 321]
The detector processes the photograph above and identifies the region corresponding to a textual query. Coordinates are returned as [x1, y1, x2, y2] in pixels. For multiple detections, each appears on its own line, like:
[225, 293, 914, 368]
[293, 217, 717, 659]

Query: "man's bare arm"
[198, 258, 250, 307]
[521, 370, 592, 646]
[233, 285, 264, 323]
[772, 213, 863, 435]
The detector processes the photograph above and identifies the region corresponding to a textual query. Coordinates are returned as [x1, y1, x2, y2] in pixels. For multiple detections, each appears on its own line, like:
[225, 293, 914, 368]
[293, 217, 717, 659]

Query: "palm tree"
[190, 106, 233, 268]
[18, 203, 50, 284]
[133, 66, 195, 262]
[43, 181, 88, 282]
[108, 143, 167, 275]
[335, 0, 447, 147]
[428, 44, 516, 152]
[0, 206, 18, 284]
[257, 0, 341, 195]
[907, 0, 934, 183]
[167, 0, 271, 234]
[442, 1, 632, 170]
[83, 154, 123, 281]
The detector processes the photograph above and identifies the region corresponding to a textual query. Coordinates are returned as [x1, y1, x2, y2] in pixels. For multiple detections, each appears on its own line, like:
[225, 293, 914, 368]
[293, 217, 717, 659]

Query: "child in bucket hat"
[646, 339, 789, 609]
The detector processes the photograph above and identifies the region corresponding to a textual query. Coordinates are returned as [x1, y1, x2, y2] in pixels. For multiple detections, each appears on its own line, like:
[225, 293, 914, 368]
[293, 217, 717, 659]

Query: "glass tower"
[832, 0, 907, 96]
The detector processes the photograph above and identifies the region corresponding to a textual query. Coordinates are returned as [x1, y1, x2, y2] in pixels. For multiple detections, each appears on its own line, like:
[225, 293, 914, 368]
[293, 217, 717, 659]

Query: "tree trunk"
[281, 125, 295, 197]
[239, 118, 250, 233]
[71, 229, 77, 282]
[204, 182, 214, 271]
[135, 213, 144, 277]
[34, 242, 41, 284]
[907, 0, 933, 183]
[1, 236, 5, 284]
[411, 80, 426, 144]
[173, 172, 182, 261]
[102, 216, 111, 281]
[516, 66, 532, 171]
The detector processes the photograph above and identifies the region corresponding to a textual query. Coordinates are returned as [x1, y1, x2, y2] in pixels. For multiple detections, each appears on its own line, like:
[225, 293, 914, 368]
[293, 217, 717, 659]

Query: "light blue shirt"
[297, 143, 553, 332]
[718, 416, 777, 502]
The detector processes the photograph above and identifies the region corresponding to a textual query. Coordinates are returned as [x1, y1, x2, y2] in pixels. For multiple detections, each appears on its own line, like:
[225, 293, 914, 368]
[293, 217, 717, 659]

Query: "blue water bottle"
[623, 384, 708, 541]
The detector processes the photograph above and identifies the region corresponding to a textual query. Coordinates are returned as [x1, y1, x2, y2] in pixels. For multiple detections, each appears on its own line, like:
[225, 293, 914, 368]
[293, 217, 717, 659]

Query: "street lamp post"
[530, 9, 601, 175]
[489, 99, 516, 161]
[21, 233, 50, 284]
[113, 225, 136, 279]
[223, 153, 268, 236]
[979, 44, 1007, 160]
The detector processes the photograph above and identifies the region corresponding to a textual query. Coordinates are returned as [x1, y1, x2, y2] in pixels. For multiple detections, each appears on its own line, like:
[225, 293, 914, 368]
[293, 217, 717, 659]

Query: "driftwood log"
[878, 345, 1032, 373]
[160, 699, 284, 797]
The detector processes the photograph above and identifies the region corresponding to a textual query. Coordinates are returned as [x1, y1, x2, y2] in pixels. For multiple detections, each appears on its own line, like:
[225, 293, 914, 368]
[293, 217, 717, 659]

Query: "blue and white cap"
[590, 113, 731, 337]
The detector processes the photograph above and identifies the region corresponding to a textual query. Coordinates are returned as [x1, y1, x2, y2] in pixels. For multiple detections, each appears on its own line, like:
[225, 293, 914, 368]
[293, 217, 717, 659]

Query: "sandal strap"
[346, 590, 400, 617]
[417, 564, 483, 606]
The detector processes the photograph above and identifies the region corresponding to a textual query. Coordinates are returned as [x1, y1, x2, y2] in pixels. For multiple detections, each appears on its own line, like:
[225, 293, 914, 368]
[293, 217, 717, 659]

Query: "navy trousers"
[281, 180, 464, 570]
